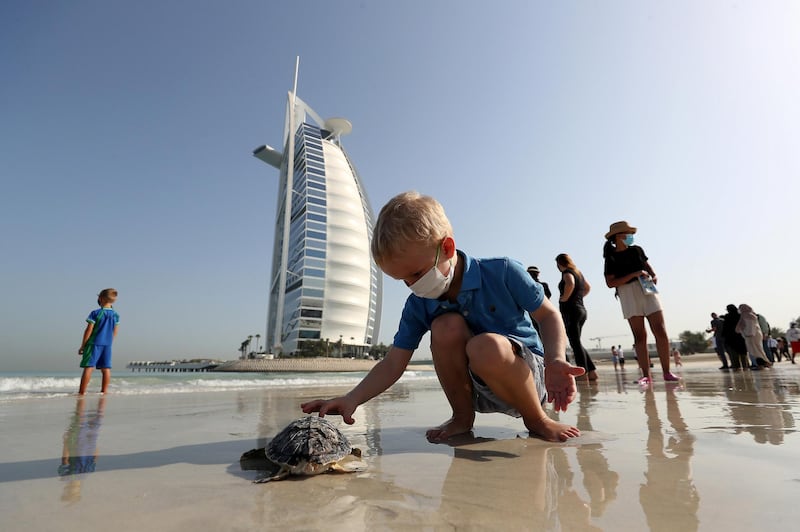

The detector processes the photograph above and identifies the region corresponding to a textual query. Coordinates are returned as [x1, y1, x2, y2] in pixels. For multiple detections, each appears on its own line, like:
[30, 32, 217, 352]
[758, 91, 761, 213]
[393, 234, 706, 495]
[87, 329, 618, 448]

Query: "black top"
[558, 268, 585, 308]
[603, 245, 648, 284]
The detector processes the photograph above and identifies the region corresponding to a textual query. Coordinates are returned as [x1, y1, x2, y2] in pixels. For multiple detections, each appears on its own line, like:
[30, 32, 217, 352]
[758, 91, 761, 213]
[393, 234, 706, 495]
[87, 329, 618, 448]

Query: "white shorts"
[617, 281, 663, 319]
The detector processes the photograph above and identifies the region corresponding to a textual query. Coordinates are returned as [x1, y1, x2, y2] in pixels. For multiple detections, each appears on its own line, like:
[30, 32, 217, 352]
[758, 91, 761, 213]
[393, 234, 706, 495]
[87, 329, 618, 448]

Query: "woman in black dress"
[556, 253, 596, 381]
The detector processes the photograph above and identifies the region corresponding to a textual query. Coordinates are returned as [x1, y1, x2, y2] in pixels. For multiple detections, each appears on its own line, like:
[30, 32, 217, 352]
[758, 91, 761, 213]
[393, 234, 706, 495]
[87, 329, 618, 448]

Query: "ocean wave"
[0, 370, 437, 401]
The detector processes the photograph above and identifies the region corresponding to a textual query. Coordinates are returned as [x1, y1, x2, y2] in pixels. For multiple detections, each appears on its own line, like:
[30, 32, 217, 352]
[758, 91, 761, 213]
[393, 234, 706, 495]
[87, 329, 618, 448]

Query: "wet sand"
[1, 355, 799, 531]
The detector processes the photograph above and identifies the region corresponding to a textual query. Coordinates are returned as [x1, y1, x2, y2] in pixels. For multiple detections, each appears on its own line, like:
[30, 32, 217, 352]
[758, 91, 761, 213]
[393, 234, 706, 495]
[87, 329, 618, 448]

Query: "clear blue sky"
[2, 1, 798, 372]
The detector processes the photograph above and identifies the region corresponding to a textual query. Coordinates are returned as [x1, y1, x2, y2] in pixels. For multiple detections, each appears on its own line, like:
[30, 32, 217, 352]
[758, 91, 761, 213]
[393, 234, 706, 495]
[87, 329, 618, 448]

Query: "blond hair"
[371, 191, 453, 266]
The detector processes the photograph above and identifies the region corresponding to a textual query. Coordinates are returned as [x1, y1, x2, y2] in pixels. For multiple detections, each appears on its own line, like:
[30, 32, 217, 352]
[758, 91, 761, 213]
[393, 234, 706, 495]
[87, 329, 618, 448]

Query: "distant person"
[78, 289, 120, 395]
[526, 266, 552, 299]
[611, 345, 620, 371]
[302, 192, 585, 442]
[721, 304, 748, 370]
[555, 253, 596, 381]
[526, 265, 552, 338]
[735, 304, 772, 368]
[672, 348, 683, 367]
[768, 336, 779, 361]
[757, 313, 773, 363]
[706, 312, 730, 370]
[786, 323, 800, 364]
[602, 221, 679, 385]
[617, 345, 625, 369]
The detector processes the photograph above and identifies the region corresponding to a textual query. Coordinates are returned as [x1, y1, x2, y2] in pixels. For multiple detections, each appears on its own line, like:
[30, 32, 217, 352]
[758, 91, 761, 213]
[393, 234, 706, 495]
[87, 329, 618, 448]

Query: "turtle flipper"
[253, 466, 291, 483]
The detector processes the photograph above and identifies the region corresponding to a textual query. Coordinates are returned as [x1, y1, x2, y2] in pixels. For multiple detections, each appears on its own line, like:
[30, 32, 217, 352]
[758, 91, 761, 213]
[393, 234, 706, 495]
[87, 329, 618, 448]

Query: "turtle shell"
[266, 416, 352, 474]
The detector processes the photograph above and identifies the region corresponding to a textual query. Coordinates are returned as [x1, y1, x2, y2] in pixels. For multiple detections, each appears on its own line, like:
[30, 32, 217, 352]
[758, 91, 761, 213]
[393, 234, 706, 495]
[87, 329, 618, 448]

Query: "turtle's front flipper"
[330, 452, 367, 474]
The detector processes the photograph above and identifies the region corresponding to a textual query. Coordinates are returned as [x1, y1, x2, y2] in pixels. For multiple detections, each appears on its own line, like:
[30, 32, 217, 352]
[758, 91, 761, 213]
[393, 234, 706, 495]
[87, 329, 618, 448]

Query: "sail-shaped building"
[253, 68, 381, 357]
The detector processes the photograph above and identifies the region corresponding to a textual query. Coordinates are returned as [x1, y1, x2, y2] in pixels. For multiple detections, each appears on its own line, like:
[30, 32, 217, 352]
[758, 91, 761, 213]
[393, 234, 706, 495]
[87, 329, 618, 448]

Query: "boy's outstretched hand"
[544, 359, 585, 412]
[301, 396, 358, 425]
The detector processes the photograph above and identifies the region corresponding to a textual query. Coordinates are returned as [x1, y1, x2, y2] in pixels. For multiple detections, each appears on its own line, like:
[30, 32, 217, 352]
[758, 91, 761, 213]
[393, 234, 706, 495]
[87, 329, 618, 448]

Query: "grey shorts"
[470, 337, 547, 417]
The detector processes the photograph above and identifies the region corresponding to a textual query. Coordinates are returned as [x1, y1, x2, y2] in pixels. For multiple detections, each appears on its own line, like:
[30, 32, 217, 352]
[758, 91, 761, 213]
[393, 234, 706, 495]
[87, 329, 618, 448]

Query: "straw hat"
[526, 266, 540, 275]
[605, 221, 637, 240]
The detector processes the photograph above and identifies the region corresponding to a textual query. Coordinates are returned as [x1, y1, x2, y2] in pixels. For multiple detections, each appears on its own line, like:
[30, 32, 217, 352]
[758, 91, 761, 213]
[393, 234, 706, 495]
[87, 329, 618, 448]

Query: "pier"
[126, 360, 221, 373]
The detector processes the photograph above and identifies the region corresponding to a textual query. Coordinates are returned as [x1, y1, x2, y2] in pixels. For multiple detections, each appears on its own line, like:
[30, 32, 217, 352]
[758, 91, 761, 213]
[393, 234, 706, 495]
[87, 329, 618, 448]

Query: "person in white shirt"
[786, 323, 800, 364]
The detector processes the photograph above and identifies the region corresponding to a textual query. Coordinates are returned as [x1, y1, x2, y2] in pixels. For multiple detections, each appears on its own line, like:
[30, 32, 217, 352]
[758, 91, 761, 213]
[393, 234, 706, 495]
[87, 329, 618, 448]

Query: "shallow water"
[1, 361, 798, 531]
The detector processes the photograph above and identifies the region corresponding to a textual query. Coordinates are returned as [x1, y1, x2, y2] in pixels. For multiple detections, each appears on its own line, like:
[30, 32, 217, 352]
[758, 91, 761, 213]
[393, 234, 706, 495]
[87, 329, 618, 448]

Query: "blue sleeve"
[506, 259, 545, 313]
[86, 309, 98, 323]
[113, 311, 120, 325]
[392, 296, 430, 351]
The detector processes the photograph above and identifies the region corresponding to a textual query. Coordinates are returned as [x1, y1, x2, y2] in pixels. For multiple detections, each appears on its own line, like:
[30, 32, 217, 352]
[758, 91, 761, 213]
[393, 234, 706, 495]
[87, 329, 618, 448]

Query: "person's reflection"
[725, 371, 789, 445]
[575, 387, 619, 517]
[58, 396, 106, 502]
[640, 388, 699, 531]
[437, 435, 601, 530]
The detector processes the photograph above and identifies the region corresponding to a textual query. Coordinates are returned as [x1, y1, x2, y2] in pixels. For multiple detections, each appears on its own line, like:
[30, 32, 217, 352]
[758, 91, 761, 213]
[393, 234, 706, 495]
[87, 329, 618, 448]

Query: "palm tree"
[247, 335, 253, 357]
[255, 334, 261, 354]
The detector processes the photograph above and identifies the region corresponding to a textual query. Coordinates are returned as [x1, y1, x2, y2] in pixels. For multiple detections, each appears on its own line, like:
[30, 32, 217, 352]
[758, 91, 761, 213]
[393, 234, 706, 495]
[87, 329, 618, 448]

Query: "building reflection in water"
[58, 396, 106, 503]
[640, 387, 699, 532]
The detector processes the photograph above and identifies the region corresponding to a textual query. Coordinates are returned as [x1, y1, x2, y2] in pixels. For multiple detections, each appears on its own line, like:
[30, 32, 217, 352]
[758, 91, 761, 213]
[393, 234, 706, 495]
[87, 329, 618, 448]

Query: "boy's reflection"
[438, 435, 601, 530]
[575, 386, 619, 517]
[58, 396, 106, 502]
[640, 388, 699, 531]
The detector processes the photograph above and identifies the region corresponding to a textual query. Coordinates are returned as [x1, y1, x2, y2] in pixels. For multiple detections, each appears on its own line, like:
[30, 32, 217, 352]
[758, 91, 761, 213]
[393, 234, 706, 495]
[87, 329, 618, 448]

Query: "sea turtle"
[240, 416, 365, 483]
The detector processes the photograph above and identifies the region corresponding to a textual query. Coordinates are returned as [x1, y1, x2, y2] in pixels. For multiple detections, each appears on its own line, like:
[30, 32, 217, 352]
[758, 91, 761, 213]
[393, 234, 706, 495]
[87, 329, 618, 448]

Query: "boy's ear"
[441, 236, 456, 259]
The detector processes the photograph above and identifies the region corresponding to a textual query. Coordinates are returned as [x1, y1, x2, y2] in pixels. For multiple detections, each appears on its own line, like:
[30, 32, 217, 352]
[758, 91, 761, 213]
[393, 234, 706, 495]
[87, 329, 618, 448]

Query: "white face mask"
[409, 245, 454, 299]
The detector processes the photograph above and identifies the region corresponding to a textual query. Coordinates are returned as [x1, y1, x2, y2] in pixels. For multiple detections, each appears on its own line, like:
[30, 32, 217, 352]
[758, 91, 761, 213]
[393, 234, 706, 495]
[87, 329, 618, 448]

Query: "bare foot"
[525, 416, 581, 442]
[587, 370, 598, 381]
[426, 416, 474, 443]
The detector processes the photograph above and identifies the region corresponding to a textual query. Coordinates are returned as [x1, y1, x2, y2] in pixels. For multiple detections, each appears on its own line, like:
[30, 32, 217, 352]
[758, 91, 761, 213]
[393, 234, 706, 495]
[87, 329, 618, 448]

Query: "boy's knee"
[466, 334, 511, 370]
[431, 313, 470, 344]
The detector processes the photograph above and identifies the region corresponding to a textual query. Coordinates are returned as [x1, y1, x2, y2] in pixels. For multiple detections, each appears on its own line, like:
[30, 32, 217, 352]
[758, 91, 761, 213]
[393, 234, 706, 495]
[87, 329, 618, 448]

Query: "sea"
[0, 369, 438, 403]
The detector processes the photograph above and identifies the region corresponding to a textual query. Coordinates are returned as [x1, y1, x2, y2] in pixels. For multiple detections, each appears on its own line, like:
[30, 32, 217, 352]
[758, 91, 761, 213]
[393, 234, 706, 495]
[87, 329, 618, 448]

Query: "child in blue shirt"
[78, 288, 119, 395]
[303, 192, 584, 442]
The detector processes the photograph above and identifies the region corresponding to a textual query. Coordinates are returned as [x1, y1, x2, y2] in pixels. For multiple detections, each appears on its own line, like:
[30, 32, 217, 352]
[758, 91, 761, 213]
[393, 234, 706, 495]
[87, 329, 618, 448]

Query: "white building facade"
[254, 87, 381, 357]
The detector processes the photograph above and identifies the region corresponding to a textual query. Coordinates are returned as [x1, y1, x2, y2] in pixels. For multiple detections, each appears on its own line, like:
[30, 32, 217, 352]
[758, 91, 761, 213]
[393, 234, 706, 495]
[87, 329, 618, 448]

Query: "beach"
[1, 354, 799, 531]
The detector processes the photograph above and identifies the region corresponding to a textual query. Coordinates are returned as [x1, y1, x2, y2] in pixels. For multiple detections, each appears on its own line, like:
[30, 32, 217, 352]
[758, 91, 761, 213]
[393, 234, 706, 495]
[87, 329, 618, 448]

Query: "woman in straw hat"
[602, 221, 679, 385]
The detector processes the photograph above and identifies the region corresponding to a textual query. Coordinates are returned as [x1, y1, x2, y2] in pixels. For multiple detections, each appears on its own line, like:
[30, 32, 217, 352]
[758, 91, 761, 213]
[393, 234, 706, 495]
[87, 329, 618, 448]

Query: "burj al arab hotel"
[253, 62, 382, 357]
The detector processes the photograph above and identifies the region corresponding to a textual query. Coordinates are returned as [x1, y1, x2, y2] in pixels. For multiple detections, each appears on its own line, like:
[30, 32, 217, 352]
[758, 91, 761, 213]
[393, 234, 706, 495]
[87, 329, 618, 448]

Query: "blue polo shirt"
[86, 308, 119, 346]
[392, 251, 545, 354]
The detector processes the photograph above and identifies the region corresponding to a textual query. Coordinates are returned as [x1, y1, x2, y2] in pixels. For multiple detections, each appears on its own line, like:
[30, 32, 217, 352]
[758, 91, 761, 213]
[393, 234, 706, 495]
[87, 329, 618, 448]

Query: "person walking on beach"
[555, 253, 596, 381]
[602, 221, 679, 385]
[735, 304, 772, 368]
[706, 312, 730, 369]
[526, 265, 552, 339]
[77, 289, 119, 395]
[722, 305, 748, 370]
[611, 345, 620, 371]
[787, 323, 800, 364]
[302, 191, 585, 442]
[672, 348, 683, 367]
[617, 345, 625, 369]
[526, 266, 552, 299]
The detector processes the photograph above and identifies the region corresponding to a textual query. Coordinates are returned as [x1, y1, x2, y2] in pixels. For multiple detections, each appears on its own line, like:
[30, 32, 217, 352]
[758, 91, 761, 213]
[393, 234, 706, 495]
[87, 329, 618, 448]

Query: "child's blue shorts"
[80, 344, 112, 369]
